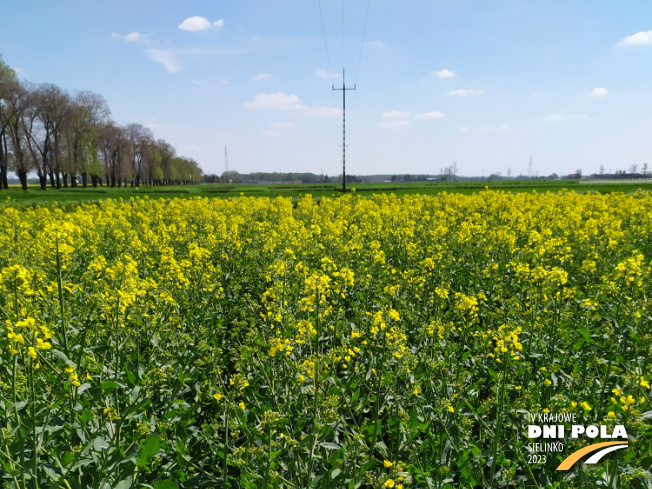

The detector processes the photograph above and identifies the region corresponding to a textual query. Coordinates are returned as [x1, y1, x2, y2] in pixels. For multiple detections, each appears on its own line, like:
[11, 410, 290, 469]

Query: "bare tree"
[97, 123, 132, 187]
[0, 54, 18, 190]
[2, 80, 34, 190]
[125, 123, 153, 187]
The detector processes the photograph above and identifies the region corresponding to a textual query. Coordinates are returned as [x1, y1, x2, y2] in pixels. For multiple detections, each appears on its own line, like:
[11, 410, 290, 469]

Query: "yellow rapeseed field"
[0, 191, 650, 488]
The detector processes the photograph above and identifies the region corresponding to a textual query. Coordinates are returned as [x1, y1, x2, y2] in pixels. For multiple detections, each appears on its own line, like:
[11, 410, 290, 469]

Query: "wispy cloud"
[382, 110, 411, 118]
[416, 111, 445, 120]
[435, 69, 456, 78]
[545, 112, 587, 122]
[589, 87, 608, 98]
[378, 120, 410, 129]
[245, 92, 340, 117]
[12, 67, 28, 77]
[458, 124, 509, 132]
[179, 16, 224, 32]
[365, 40, 385, 47]
[378, 110, 445, 127]
[264, 121, 294, 136]
[480, 124, 510, 131]
[316, 69, 340, 79]
[448, 89, 483, 97]
[111, 32, 150, 43]
[617, 30, 652, 46]
[146, 47, 245, 73]
[253, 73, 272, 81]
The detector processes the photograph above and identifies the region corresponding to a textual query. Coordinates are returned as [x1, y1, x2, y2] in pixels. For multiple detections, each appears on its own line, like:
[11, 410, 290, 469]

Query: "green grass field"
[3, 179, 652, 205]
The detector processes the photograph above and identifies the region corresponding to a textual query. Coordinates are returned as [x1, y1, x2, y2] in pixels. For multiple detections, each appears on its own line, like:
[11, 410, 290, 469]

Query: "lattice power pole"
[333, 69, 356, 193]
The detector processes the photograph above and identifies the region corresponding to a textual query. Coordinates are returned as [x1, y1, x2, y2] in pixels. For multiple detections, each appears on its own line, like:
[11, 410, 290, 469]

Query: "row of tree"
[0, 55, 203, 190]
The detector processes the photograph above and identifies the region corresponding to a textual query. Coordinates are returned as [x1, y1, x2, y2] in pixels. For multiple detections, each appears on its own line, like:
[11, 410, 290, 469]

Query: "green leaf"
[136, 435, 160, 467]
[320, 442, 341, 450]
[93, 436, 109, 452]
[153, 480, 179, 489]
[101, 381, 121, 391]
[80, 409, 94, 423]
[331, 468, 341, 479]
[114, 475, 133, 489]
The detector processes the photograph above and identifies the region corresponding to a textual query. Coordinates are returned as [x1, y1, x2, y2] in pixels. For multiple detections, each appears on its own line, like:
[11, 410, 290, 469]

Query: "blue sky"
[2, 0, 652, 177]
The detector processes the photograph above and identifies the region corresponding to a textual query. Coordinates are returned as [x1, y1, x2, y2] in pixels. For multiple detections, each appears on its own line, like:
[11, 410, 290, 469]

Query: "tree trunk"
[18, 170, 28, 191]
[49, 170, 56, 188]
[62, 172, 69, 188]
[70, 173, 77, 188]
[0, 131, 7, 190]
[81, 172, 88, 188]
[39, 174, 47, 190]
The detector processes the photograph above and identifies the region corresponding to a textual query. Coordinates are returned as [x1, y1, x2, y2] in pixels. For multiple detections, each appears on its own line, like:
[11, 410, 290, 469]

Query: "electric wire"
[317, 0, 332, 75]
[354, 0, 372, 86]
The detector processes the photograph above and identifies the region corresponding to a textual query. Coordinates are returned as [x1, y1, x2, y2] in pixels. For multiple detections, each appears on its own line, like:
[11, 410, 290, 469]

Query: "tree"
[0, 54, 18, 190]
[98, 123, 130, 187]
[2, 80, 34, 190]
[65, 90, 111, 187]
[125, 123, 153, 187]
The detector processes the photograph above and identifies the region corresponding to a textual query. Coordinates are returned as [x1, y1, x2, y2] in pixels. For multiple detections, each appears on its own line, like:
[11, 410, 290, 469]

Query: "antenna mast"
[333, 69, 356, 192]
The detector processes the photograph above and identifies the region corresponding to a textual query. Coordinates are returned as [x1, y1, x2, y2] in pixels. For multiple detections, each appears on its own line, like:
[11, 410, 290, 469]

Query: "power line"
[317, 0, 332, 74]
[354, 0, 372, 85]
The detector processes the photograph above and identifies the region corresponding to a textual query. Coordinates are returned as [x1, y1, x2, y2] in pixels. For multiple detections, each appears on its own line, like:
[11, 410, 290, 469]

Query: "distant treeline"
[204, 172, 363, 184]
[0, 54, 203, 191]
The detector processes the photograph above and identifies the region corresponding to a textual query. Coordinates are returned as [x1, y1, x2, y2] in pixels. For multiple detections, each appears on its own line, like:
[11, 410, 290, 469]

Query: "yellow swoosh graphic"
[556, 442, 628, 471]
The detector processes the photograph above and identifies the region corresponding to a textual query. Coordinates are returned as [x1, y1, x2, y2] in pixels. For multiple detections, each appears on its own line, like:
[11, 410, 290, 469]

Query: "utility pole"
[225, 145, 229, 183]
[333, 69, 355, 193]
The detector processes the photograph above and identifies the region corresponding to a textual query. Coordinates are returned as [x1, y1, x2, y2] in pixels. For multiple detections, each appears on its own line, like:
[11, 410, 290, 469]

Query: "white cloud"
[480, 124, 510, 132]
[11, 67, 28, 77]
[378, 120, 410, 129]
[146, 48, 244, 73]
[112, 32, 149, 43]
[306, 106, 341, 117]
[316, 69, 340, 78]
[271, 122, 293, 129]
[125, 32, 141, 42]
[545, 112, 587, 122]
[618, 30, 652, 46]
[589, 87, 608, 98]
[448, 89, 483, 97]
[147, 49, 183, 73]
[245, 92, 340, 117]
[416, 111, 445, 120]
[435, 69, 456, 78]
[264, 121, 294, 136]
[179, 16, 224, 32]
[382, 110, 411, 118]
[253, 73, 272, 81]
[365, 40, 385, 47]
[245, 92, 304, 110]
